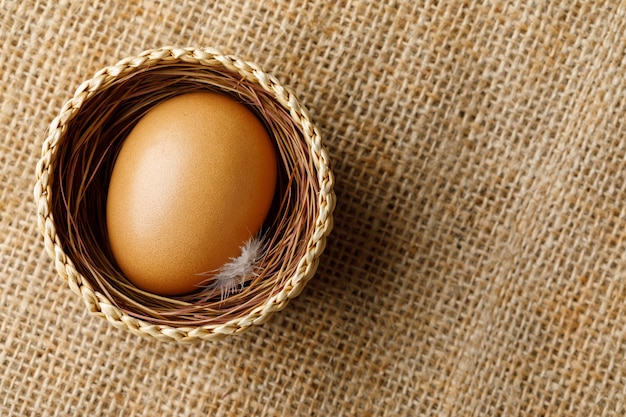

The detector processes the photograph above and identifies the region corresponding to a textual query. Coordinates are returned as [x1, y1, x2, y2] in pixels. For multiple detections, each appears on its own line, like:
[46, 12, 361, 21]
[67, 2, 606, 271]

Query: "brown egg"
[106, 92, 277, 295]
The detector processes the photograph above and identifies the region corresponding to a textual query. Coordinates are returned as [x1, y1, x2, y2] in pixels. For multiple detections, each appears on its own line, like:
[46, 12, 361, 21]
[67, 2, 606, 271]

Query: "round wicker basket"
[33, 46, 335, 342]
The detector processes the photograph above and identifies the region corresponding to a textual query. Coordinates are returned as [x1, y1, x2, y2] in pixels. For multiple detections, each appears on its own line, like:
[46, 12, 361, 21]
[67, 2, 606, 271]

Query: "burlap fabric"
[2, 0, 626, 415]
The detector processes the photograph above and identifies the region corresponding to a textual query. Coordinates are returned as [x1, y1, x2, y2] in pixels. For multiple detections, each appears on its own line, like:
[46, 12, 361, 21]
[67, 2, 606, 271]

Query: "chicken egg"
[105, 92, 277, 296]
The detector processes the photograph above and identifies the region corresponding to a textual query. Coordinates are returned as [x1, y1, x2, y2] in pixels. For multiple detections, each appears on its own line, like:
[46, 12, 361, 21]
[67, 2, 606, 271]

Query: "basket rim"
[33, 46, 336, 342]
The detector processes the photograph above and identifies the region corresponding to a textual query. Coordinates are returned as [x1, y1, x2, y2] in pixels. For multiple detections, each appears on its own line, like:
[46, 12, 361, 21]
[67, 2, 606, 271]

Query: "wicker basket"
[33, 46, 335, 342]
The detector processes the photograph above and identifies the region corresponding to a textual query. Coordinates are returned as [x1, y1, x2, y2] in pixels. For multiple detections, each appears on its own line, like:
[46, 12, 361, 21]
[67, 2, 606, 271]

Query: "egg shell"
[105, 92, 277, 295]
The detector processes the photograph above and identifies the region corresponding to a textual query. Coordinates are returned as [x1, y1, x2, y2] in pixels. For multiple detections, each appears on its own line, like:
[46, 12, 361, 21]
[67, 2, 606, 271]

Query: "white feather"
[199, 235, 265, 300]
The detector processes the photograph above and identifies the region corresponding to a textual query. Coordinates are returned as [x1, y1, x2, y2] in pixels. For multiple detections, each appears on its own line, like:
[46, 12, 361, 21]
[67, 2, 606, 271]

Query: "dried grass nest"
[34, 47, 335, 342]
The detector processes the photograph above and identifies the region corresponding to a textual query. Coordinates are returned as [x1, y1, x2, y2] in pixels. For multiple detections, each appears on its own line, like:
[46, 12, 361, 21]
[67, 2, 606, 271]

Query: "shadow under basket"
[34, 47, 335, 342]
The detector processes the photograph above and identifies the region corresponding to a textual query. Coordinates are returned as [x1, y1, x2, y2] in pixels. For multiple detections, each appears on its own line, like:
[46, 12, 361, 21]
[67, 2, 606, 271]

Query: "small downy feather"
[201, 235, 265, 301]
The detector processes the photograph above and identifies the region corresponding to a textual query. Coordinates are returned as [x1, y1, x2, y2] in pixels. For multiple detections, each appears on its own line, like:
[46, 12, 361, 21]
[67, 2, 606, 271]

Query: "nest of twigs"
[34, 47, 335, 342]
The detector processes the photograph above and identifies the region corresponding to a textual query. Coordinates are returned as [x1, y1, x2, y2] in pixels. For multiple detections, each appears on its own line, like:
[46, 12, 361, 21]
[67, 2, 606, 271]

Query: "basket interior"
[50, 62, 319, 326]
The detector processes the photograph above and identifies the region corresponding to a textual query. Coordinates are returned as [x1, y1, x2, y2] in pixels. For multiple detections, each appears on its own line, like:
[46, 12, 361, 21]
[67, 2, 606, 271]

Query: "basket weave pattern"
[34, 47, 336, 342]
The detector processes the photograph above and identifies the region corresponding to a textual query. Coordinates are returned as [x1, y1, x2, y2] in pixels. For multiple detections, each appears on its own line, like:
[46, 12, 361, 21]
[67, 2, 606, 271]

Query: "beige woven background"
[2, 0, 626, 415]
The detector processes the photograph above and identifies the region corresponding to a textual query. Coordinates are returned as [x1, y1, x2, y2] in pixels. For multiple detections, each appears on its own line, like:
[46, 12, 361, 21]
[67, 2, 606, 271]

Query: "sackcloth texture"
[2, 0, 626, 415]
